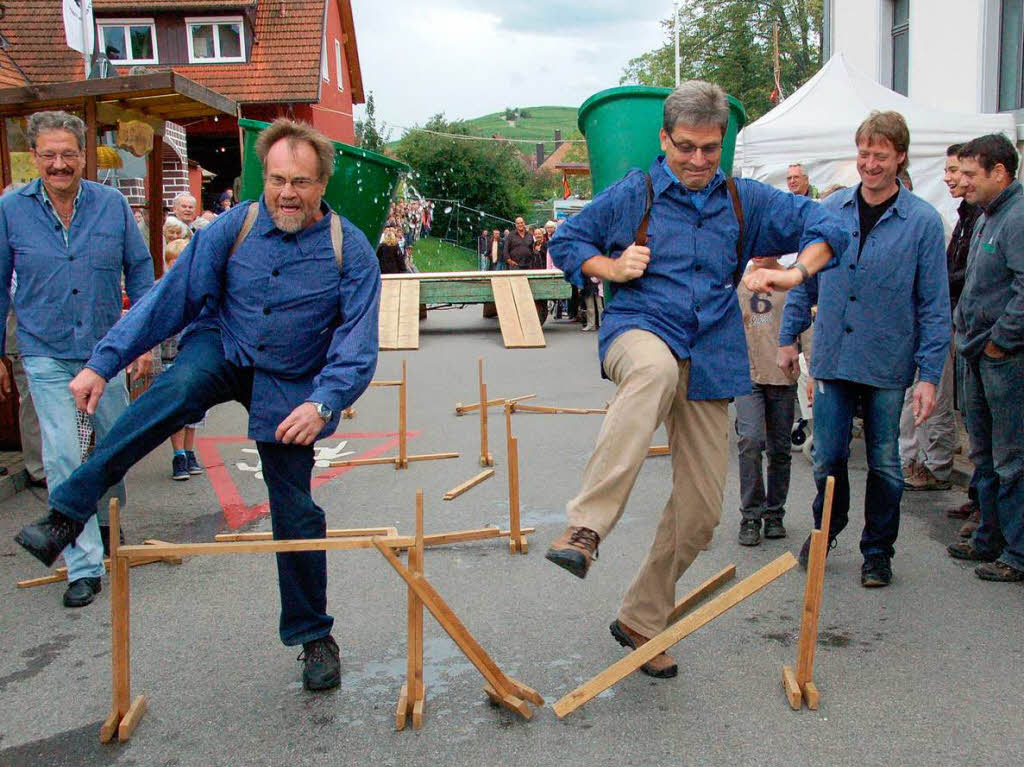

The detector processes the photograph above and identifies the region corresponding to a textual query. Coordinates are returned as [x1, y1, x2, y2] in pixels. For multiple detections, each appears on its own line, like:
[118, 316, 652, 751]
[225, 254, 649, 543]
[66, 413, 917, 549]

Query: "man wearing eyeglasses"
[15, 118, 380, 692]
[0, 111, 154, 608]
[546, 81, 849, 678]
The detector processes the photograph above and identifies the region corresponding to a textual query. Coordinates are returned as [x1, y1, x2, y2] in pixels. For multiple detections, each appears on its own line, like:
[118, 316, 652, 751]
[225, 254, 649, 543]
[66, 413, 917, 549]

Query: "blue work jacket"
[548, 158, 849, 400]
[779, 183, 950, 388]
[0, 178, 154, 359]
[88, 198, 381, 442]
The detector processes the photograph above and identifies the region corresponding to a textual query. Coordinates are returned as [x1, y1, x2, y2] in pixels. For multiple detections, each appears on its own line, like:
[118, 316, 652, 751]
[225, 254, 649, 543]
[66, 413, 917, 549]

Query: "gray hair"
[787, 163, 807, 175]
[27, 110, 87, 151]
[663, 81, 729, 135]
[172, 192, 196, 205]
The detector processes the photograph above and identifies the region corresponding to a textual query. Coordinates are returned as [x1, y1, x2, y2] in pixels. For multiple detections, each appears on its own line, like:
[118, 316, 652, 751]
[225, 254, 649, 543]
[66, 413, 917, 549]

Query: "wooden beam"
[553, 553, 798, 718]
[667, 565, 738, 624]
[0, 117, 11, 188]
[382, 269, 562, 281]
[17, 551, 179, 588]
[647, 445, 670, 456]
[443, 469, 495, 501]
[115, 535, 417, 560]
[147, 133, 164, 279]
[214, 527, 398, 542]
[454, 393, 535, 415]
[509, 403, 607, 415]
[84, 97, 98, 181]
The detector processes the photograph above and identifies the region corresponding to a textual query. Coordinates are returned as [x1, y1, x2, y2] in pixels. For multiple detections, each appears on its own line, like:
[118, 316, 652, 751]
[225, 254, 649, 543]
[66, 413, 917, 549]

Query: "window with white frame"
[98, 19, 158, 65]
[891, 0, 909, 96]
[335, 39, 344, 92]
[186, 17, 245, 63]
[1000, 0, 1024, 111]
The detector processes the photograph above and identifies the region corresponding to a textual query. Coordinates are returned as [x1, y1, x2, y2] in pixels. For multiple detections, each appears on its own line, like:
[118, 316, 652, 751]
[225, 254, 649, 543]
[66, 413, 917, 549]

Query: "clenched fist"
[609, 243, 651, 282]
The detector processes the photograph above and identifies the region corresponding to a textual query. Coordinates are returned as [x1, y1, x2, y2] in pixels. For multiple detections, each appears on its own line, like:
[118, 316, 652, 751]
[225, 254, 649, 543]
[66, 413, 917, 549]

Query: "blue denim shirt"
[0, 179, 154, 359]
[547, 157, 849, 400]
[87, 198, 381, 442]
[779, 183, 950, 388]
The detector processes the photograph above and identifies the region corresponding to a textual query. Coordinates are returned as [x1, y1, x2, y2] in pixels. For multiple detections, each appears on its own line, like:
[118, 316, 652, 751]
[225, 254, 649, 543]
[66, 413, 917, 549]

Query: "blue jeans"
[963, 353, 1024, 571]
[22, 356, 129, 581]
[810, 379, 905, 557]
[48, 329, 333, 645]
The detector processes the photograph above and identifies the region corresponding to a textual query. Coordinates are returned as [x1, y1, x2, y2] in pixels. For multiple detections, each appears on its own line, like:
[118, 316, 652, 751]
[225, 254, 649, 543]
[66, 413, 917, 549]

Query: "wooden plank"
[109, 501, 131, 721]
[370, 380, 404, 387]
[215, 527, 398, 542]
[782, 665, 802, 710]
[510, 403, 607, 415]
[397, 360, 408, 468]
[508, 276, 546, 347]
[378, 281, 402, 349]
[443, 469, 495, 501]
[328, 456, 398, 468]
[391, 526, 536, 549]
[508, 437, 523, 554]
[802, 681, 820, 710]
[395, 683, 409, 731]
[667, 565, 738, 624]
[491, 278, 526, 348]
[117, 536, 417, 560]
[394, 280, 420, 350]
[455, 394, 536, 415]
[18, 553, 175, 588]
[552, 553, 798, 718]
[647, 445, 670, 456]
[117, 695, 147, 741]
[405, 452, 459, 463]
[795, 476, 835, 688]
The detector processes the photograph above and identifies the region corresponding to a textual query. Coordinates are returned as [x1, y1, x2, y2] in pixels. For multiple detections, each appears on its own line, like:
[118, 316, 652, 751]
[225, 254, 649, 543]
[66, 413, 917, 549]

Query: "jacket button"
[695, 264, 702, 272]
[272, 269, 280, 277]
[849, 264, 855, 270]
[257, 344, 265, 351]
[845, 326, 853, 333]
[263, 307, 271, 315]
[69, 256, 75, 261]
[850, 295, 856, 302]
[72, 288, 79, 295]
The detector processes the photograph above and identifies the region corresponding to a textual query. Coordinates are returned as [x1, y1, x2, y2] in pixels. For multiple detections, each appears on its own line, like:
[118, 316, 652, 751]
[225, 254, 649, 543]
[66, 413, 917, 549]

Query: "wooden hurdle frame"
[17, 542, 181, 589]
[396, 490, 426, 730]
[477, 359, 494, 467]
[504, 401, 527, 554]
[329, 361, 458, 470]
[553, 554, 798, 718]
[782, 476, 836, 711]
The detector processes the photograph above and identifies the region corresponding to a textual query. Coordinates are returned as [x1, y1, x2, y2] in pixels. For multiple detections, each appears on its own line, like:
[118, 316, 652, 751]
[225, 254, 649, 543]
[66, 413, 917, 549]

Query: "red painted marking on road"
[195, 430, 421, 529]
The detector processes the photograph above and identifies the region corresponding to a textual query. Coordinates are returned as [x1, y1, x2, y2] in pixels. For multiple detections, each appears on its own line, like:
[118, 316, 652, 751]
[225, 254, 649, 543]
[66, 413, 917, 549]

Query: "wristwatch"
[789, 262, 810, 283]
[310, 402, 333, 421]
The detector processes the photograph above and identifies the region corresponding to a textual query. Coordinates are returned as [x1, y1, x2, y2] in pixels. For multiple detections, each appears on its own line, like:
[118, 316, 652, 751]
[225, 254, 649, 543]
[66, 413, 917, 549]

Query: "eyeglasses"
[266, 175, 319, 191]
[33, 150, 82, 163]
[665, 135, 722, 158]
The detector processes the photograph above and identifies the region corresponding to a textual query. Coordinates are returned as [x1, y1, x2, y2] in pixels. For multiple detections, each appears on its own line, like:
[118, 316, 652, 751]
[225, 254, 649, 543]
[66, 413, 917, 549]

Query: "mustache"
[46, 169, 74, 176]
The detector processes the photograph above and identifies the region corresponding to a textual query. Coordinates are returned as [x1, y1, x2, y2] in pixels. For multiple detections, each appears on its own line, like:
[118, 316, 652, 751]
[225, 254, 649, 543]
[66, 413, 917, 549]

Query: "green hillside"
[461, 106, 579, 154]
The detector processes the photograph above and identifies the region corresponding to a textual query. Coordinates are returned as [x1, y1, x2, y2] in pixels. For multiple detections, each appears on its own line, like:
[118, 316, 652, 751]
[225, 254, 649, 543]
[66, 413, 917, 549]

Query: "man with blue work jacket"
[545, 80, 849, 679]
[779, 111, 950, 589]
[15, 119, 381, 692]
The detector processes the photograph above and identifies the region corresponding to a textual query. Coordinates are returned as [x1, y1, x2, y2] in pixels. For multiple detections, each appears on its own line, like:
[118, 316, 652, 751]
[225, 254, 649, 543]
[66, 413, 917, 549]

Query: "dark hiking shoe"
[545, 526, 600, 579]
[185, 450, 204, 475]
[974, 560, 1024, 582]
[861, 554, 892, 588]
[15, 510, 85, 568]
[947, 541, 1000, 562]
[63, 577, 101, 608]
[959, 510, 981, 539]
[609, 619, 677, 679]
[738, 519, 761, 546]
[904, 466, 952, 491]
[171, 454, 189, 481]
[798, 532, 837, 570]
[763, 516, 788, 539]
[946, 500, 978, 520]
[298, 635, 340, 691]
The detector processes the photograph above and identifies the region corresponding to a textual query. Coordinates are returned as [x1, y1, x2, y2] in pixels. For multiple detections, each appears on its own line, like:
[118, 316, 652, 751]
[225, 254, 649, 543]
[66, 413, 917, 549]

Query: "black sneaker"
[763, 516, 787, 539]
[172, 454, 189, 481]
[798, 532, 837, 569]
[298, 635, 340, 691]
[63, 577, 101, 608]
[185, 450, 204, 475]
[738, 519, 761, 546]
[861, 554, 892, 588]
[15, 510, 85, 568]
[947, 541, 1000, 562]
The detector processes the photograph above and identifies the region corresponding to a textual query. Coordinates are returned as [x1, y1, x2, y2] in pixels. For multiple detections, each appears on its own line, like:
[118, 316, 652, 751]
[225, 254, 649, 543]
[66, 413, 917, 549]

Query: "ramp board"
[379, 280, 421, 350]
[490, 276, 545, 348]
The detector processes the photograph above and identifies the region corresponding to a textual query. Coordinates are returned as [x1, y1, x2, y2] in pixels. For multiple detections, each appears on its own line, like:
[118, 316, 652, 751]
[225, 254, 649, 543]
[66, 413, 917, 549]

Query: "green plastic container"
[238, 118, 410, 243]
[577, 86, 747, 195]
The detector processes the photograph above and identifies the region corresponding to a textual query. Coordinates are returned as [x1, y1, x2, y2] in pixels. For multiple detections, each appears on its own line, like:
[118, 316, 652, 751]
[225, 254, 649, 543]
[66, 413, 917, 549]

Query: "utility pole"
[673, 1, 680, 87]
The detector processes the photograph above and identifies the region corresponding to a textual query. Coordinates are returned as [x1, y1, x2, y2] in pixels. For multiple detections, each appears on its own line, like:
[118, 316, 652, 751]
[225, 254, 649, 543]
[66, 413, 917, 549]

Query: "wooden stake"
[553, 553, 798, 718]
[507, 436, 525, 554]
[647, 445, 669, 456]
[443, 469, 495, 501]
[783, 475, 835, 710]
[398, 491, 426, 730]
[478, 359, 494, 467]
[667, 565, 737, 624]
[397, 360, 408, 469]
[373, 539, 542, 719]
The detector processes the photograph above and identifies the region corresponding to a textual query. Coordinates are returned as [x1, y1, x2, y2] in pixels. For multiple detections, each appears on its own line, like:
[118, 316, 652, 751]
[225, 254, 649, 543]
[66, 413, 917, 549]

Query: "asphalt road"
[1, 306, 1021, 767]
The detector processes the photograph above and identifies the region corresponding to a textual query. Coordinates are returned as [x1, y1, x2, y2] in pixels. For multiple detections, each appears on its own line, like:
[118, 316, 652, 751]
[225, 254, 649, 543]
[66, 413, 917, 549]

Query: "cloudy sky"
[350, 0, 671, 134]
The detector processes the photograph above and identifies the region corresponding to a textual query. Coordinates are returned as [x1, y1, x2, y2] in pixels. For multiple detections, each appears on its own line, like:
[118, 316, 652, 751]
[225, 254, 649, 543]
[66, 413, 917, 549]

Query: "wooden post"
[397, 360, 408, 469]
[478, 359, 493, 467]
[783, 476, 835, 710]
[84, 97, 98, 182]
[398, 490, 426, 730]
[100, 498, 147, 743]
[146, 134, 164, 280]
[0, 117, 11, 189]
[507, 437, 525, 554]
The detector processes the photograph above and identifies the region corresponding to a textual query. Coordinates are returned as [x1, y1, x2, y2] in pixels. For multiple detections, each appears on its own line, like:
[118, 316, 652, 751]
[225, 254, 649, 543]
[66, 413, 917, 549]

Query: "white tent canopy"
[735, 53, 1017, 222]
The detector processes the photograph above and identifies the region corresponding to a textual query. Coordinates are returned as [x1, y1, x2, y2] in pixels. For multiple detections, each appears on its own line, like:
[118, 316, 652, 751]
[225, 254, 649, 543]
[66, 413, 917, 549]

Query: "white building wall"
[831, 0, 883, 81]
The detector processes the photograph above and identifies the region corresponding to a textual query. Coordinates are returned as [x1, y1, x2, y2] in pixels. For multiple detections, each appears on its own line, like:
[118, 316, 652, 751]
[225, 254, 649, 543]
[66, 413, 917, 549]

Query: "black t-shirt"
[856, 185, 900, 256]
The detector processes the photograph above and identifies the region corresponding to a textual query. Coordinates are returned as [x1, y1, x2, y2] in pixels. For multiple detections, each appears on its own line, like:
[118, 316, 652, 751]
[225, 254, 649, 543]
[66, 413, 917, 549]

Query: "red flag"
[562, 173, 572, 199]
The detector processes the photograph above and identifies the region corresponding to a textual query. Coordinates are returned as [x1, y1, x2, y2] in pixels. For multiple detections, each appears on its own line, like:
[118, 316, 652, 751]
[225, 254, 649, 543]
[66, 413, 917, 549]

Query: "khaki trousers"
[567, 330, 729, 637]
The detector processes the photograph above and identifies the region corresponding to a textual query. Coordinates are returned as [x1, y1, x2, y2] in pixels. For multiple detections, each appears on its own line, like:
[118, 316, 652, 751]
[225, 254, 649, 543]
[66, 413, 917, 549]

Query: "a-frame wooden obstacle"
[782, 476, 835, 710]
[552, 553, 798, 718]
[99, 492, 542, 742]
[330, 360, 458, 470]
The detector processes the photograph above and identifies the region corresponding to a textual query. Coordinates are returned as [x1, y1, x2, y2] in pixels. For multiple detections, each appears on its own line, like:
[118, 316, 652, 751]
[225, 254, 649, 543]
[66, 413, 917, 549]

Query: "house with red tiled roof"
[0, 0, 365, 208]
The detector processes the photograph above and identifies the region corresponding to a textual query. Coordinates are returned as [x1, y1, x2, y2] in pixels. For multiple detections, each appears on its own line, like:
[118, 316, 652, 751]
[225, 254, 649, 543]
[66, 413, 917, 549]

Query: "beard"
[270, 209, 306, 233]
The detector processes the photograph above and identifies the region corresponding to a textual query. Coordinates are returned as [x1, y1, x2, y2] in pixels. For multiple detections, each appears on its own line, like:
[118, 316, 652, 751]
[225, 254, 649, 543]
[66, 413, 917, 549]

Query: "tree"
[354, 91, 389, 153]
[394, 114, 530, 248]
[621, 0, 823, 122]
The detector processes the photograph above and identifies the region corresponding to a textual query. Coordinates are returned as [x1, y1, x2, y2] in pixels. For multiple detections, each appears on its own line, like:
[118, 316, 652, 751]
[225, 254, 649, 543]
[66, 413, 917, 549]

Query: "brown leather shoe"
[905, 465, 952, 491]
[609, 619, 677, 678]
[959, 509, 981, 538]
[947, 500, 978, 519]
[545, 526, 600, 579]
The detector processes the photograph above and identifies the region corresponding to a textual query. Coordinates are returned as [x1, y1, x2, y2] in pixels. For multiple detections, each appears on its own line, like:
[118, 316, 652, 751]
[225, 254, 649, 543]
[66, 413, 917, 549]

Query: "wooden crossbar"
[373, 539, 543, 719]
[17, 544, 181, 588]
[214, 527, 399, 542]
[454, 393, 535, 415]
[553, 553, 798, 718]
[116, 536, 417, 560]
[443, 469, 495, 501]
[667, 565, 738, 624]
[509, 402, 607, 415]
